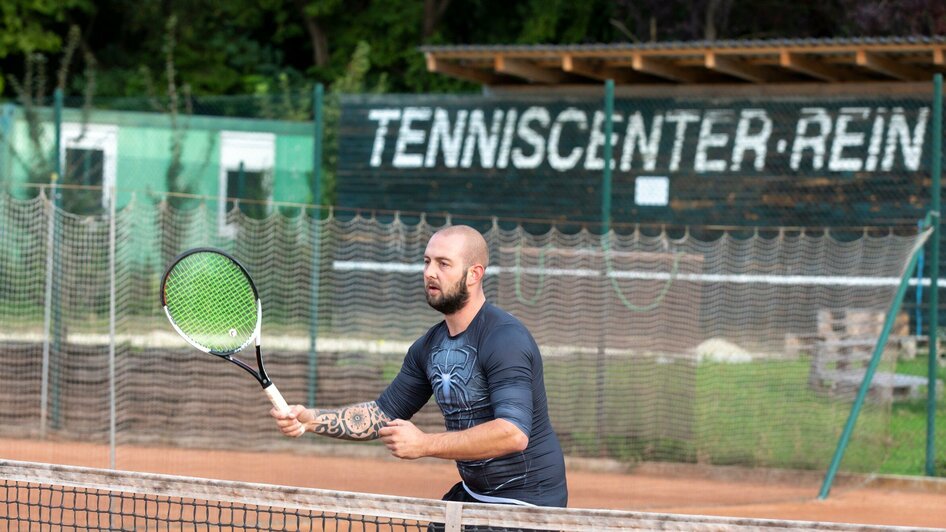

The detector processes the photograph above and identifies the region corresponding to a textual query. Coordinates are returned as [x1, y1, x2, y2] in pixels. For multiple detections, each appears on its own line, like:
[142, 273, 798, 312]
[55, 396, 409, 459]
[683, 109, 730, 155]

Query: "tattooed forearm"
[309, 401, 391, 440]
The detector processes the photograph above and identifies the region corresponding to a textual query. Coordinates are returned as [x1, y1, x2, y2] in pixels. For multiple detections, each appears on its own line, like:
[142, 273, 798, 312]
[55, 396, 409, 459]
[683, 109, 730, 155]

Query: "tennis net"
[0, 459, 932, 532]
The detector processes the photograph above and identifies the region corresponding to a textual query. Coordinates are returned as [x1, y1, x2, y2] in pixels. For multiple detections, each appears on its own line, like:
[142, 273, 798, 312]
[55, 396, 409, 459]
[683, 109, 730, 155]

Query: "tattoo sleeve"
[308, 401, 391, 441]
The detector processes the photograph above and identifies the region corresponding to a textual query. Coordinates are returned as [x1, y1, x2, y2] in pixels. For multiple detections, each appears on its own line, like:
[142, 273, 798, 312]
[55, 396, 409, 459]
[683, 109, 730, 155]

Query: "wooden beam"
[562, 55, 643, 83]
[494, 55, 568, 84]
[779, 51, 842, 81]
[855, 50, 928, 81]
[631, 54, 700, 83]
[935, 47, 946, 66]
[705, 52, 773, 83]
[425, 53, 499, 84]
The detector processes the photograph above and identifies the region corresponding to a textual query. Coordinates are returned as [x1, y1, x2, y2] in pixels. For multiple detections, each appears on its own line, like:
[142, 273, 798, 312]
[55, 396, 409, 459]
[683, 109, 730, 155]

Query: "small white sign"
[635, 176, 669, 206]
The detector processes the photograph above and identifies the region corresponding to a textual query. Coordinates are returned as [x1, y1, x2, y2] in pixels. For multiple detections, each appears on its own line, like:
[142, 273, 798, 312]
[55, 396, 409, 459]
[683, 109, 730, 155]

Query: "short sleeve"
[479, 324, 537, 439]
[376, 341, 432, 420]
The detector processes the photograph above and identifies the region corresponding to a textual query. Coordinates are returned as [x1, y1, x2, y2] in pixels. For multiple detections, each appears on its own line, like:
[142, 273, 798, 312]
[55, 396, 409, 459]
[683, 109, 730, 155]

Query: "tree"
[0, 0, 91, 94]
[4, 0, 945, 101]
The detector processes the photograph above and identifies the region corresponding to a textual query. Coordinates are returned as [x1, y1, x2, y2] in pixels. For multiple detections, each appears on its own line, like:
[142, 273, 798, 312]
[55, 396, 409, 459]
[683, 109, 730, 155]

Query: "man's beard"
[426, 270, 469, 315]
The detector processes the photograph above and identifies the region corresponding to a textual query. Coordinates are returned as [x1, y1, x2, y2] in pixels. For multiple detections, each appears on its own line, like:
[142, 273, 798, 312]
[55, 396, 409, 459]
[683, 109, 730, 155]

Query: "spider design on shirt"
[428, 341, 487, 426]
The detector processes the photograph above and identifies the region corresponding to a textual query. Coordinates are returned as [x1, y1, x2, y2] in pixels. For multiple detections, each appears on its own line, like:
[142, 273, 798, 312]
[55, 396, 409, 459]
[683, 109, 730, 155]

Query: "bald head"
[430, 225, 489, 270]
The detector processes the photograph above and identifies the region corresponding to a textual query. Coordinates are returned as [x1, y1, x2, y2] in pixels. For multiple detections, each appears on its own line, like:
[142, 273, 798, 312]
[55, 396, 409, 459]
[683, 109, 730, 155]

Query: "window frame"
[218, 131, 276, 236]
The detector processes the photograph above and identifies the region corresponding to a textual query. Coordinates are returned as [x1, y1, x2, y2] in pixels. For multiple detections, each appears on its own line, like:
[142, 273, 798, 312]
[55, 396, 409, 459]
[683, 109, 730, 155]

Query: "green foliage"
[6, 0, 943, 99]
[317, 41, 387, 207]
[3, 24, 96, 206]
[517, 0, 613, 43]
[0, 0, 91, 58]
[253, 73, 312, 122]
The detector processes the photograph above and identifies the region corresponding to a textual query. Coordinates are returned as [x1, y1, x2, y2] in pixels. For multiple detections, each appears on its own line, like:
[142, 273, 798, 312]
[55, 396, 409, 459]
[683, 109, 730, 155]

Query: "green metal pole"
[602, 79, 614, 234]
[50, 88, 63, 429]
[237, 161, 245, 213]
[308, 83, 324, 407]
[54, 88, 62, 184]
[819, 241, 928, 498]
[0, 104, 14, 182]
[927, 73, 942, 476]
[595, 79, 615, 452]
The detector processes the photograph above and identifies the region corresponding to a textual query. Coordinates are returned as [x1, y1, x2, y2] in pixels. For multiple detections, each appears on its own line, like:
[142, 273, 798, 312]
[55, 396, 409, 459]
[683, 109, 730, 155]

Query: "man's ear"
[468, 264, 485, 284]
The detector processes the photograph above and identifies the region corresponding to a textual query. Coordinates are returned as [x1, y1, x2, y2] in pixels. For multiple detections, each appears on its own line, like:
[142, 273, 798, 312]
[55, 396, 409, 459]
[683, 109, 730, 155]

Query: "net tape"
[0, 460, 933, 532]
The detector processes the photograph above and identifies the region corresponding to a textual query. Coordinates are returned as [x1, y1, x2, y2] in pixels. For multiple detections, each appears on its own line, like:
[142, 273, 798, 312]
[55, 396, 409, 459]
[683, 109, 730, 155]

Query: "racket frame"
[160, 247, 288, 412]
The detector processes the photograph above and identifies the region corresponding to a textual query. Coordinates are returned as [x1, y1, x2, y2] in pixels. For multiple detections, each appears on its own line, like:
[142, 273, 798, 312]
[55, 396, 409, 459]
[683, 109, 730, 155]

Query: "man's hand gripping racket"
[161, 248, 304, 434]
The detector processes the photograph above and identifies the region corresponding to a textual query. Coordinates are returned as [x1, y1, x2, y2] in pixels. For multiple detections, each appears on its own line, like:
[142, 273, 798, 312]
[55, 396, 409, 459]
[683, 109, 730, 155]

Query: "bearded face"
[426, 269, 469, 315]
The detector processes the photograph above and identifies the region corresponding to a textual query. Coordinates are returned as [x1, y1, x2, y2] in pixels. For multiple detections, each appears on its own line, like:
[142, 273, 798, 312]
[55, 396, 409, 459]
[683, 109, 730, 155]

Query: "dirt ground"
[2, 438, 946, 530]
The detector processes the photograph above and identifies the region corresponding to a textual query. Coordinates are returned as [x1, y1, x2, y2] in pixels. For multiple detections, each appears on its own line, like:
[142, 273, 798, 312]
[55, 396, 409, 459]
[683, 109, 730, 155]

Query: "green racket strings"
[164, 252, 258, 353]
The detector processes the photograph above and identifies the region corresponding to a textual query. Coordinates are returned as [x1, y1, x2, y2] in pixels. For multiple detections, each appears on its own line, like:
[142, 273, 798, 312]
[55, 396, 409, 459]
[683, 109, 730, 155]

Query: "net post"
[818, 236, 929, 499]
[926, 72, 942, 476]
[444, 501, 463, 532]
[308, 83, 325, 407]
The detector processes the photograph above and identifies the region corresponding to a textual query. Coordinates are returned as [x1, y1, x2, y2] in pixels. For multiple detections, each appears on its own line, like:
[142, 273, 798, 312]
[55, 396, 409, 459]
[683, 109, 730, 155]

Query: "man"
[272, 225, 567, 508]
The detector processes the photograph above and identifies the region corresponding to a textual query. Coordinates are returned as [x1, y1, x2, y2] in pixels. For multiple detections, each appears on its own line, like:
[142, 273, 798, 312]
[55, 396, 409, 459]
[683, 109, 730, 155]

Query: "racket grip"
[264, 383, 306, 435]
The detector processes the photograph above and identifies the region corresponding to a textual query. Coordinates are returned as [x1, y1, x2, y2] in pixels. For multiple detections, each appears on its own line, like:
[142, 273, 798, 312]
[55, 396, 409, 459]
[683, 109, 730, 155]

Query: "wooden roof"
[421, 36, 946, 86]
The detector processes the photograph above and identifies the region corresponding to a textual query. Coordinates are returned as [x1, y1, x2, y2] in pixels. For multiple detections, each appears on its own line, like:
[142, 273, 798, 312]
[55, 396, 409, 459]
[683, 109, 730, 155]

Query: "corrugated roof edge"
[420, 35, 946, 53]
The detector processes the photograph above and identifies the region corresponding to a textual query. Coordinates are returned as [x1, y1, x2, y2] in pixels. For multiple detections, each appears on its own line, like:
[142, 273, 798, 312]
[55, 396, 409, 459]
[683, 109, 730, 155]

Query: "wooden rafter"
[562, 55, 642, 83]
[425, 53, 499, 85]
[855, 50, 928, 81]
[934, 47, 946, 66]
[631, 54, 701, 83]
[494, 56, 568, 84]
[779, 51, 841, 81]
[705, 52, 773, 82]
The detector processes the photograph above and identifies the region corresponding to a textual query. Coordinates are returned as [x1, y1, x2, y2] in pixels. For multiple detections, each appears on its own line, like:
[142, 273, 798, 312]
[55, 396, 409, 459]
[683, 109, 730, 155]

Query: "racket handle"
[264, 383, 306, 435]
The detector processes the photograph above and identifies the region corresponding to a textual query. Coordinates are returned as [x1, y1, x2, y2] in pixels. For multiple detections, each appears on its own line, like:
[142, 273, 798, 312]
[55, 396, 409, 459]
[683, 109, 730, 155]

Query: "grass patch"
[545, 353, 943, 475]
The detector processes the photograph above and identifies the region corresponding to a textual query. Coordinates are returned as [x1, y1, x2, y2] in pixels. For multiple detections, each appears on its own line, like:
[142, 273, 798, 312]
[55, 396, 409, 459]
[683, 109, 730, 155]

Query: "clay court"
[3, 438, 945, 530]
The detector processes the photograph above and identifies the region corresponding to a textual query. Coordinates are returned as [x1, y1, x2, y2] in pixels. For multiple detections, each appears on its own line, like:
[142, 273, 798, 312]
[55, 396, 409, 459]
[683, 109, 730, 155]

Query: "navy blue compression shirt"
[377, 302, 568, 507]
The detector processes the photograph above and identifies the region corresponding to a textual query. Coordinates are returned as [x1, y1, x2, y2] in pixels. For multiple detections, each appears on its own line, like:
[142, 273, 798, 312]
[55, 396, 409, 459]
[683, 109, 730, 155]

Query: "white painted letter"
[864, 107, 886, 172]
[694, 110, 733, 173]
[790, 107, 832, 171]
[620, 112, 663, 171]
[461, 109, 504, 168]
[828, 107, 869, 172]
[882, 107, 928, 171]
[511, 107, 550, 169]
[585, 111, 623, 170]
[367, 109, 401, 167]
[393, 107, 431, 168]
[424, 108, 468, 168]
[664, 110, 700, 171]
[496, 109, 519, 169]
[730, 109, 772, 171]
[547, 108, 587, 172]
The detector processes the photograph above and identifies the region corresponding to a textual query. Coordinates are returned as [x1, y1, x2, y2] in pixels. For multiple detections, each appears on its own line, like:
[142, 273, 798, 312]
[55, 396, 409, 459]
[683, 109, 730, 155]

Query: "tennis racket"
[160, 248, 301, 431]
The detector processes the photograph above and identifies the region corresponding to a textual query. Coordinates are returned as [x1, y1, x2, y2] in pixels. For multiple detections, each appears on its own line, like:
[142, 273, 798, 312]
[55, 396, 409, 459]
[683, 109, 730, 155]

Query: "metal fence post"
[926, 73, 942, 476]
[0, 104, 14, 181]
[50, 88, 64, 429]
[308, 83, 324, 407]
